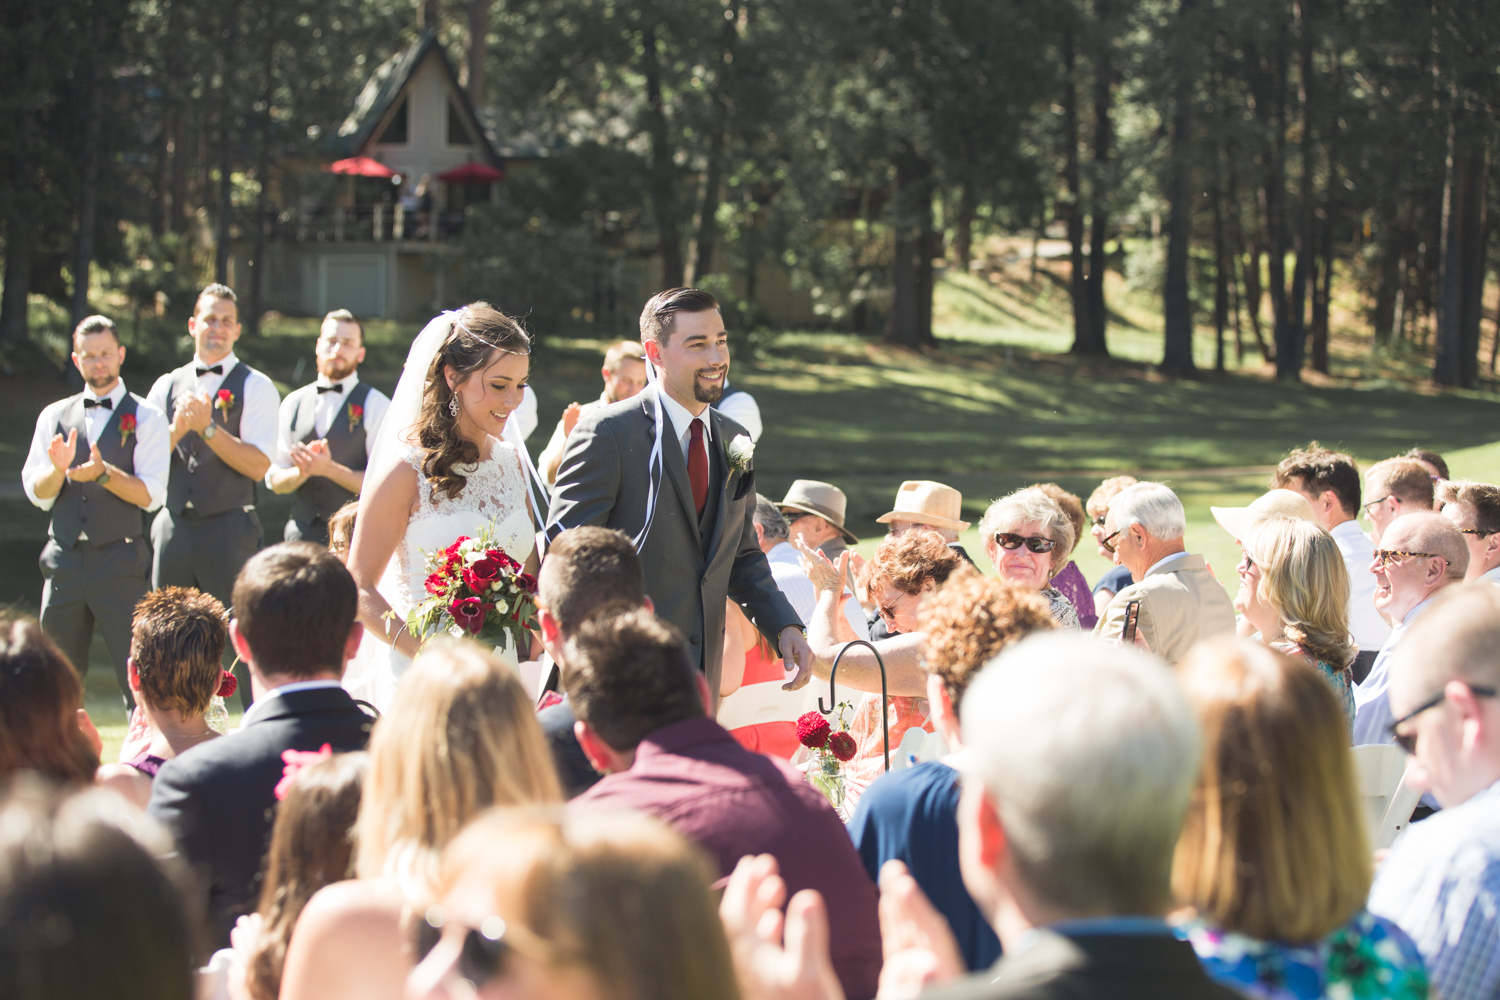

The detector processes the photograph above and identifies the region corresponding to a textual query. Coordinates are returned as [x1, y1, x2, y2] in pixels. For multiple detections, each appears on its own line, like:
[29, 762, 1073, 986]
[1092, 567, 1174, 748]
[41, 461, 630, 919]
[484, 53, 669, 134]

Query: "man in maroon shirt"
[563, 608, 882, 1000]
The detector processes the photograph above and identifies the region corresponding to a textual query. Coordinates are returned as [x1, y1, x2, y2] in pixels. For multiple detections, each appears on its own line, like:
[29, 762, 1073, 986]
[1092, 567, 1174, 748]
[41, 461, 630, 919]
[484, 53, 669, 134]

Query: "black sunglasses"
[1388, 683, 1498, 754]
[994, 532, 1056, 554]
[426, 908, 514, 986]
[1100, 527, 1126, 554]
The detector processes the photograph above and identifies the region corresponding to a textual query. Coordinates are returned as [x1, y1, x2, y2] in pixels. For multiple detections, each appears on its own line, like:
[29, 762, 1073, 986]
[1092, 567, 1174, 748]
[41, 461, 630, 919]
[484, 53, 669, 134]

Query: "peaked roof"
[337, 30, 503, 166]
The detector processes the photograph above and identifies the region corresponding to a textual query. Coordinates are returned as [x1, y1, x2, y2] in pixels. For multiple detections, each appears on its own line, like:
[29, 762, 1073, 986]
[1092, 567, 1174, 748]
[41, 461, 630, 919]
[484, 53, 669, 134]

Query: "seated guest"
[1373, 584, 1500, 1000]
[876, 479, 975, 564]
[722, 633, 1238, 1000]
[0, 777, 199, 1000]
[1272, 442, 1390, 680]
[1403, 447, 1449, 483]
[1437, 480, 1500, 584]
[564, 609, 883, 1000]
[1172, 640, 1429, 998]
[848, 574, 1055, 972]
[1086, 475, 1139, 618]
[278, 641, 560, 1000]
[1096, 482, 1237, 663]
[409, 807, 743, 999]
[1235, 516, 1356, 723]
[1211, 489, 1316, 640]
[780, 479, 860, 561]
[147, 542, 374, 949]
[1352, 512, 1467, 747]
[538, 340, 648, 487]
[798, 533, 971, 799]
[1037, 483, 1097, 628]
[97, 587, 228, 809]
[0, 615, 101, 787]
[534, 526, 652, 797]
[227, 751, 369, 1000]
[1364, 458, 1436, 544]
[978, 487, 1080, 629]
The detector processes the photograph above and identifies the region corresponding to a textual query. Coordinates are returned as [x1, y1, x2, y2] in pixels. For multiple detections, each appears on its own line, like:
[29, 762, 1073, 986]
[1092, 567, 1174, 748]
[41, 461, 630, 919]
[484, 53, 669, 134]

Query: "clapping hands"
[720, 854, 846, 1000]
[171, 392, 212, 436]
[290, 438, 334, 477]
[793, 538, 847, 598]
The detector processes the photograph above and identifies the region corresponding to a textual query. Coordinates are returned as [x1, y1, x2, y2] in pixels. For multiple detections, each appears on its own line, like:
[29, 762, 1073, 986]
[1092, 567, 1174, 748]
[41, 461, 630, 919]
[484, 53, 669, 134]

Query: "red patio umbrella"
[436, 162, 505, 183]
[323, 156, 397, 177]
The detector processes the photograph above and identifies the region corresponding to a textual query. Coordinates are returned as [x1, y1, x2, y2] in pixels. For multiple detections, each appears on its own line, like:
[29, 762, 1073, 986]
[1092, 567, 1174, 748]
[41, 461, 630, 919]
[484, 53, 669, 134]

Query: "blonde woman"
[409, 807, 742, 1000]
[1236, 515, 1356, 723]
[978, 486, 1081, 629]
[1172, 640, 1428, 999]
[278, 641, 561, 1000]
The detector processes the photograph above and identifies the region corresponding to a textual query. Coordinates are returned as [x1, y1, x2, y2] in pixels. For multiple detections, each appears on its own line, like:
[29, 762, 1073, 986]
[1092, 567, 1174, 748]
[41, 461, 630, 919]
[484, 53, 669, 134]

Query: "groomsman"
[22, 316, 169, 708]
[266, 309, 389, 544]
[147, 284, 277, 640]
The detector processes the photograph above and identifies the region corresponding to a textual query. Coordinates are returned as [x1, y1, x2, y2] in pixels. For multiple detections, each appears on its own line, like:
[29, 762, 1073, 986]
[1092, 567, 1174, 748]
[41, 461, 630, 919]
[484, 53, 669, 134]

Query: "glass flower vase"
[809, 754, 846, 814]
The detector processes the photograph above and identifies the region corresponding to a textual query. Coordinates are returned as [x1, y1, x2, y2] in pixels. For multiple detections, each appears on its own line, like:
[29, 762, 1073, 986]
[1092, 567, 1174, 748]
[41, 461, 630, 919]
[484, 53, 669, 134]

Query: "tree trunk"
[1372, 218, 1403, 347]
[953, 184, 977, 273]
[0, 225, 33, 347]
[467, 0, 488, 107]
[1084, 0, 1113, 355]
[1251, 44, 1295, 378]
[70, 4, 109, 328]
[1287, 0, 1317, 377]
[214, 7, 238, 284]
[1435, 143, 1488, 388]
[1211, 155, 1229, 373]
[1061, 26, 1093, 353]
[1161, 0, 1197, 377]
[686, 2, 738, 285]
[246, 5, 277, 339]
[888, 153, 934, 348]
[641, 27, 684, 289]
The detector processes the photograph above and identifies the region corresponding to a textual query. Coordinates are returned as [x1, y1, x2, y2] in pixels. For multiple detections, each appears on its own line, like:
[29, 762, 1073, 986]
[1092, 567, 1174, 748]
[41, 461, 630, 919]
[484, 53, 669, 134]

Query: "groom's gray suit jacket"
[545, 387, 801, 706]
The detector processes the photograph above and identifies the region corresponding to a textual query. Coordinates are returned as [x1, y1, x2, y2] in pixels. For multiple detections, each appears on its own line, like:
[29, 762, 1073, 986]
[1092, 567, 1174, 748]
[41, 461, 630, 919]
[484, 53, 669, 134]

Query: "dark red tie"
[688, 418, 708, 517]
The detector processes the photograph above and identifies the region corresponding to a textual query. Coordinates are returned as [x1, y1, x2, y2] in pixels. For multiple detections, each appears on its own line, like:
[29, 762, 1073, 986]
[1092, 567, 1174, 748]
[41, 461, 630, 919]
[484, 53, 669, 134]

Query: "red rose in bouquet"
[424, 572, 449, 596]
[827, 731, 858, 762]
[396, 526, 541, 655]
[796, 711, 831, 749]
[463, 551, 504, 592]
[450, 597, 490, 635]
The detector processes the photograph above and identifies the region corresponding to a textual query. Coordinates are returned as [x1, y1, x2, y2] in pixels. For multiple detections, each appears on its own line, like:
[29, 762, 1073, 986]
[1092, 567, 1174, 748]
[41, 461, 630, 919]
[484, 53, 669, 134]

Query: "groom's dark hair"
[539, 527, 646, 635]
[639, 287, 719, 346]
[562, 609, 702, 751]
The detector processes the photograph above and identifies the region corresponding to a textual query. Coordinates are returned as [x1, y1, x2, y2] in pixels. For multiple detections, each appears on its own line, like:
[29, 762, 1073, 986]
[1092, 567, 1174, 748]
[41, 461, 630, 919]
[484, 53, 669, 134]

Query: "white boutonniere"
[726, 434, 754, 474]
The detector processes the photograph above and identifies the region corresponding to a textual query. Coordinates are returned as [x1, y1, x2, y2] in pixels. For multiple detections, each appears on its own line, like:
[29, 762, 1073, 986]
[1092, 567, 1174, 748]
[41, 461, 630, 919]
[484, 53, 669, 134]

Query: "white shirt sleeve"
[21, 401, 66, 511]
[360, 387, 392, 457]
[513, 385, 538, 442]
[130, 399, 171, 512]
[237, 370, 281, 458]
[717, 390, 762, 442]
[266, 391, 304, 484]
[537, 418, 569, 486]
[146, 370, 175, 416]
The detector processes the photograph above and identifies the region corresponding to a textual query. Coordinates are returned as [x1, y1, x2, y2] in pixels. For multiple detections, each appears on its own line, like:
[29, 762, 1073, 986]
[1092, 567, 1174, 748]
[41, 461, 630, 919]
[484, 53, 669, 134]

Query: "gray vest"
[165, 362, 256, 516]
[49, 393, 144, 547]
[289, 381, 373, 537]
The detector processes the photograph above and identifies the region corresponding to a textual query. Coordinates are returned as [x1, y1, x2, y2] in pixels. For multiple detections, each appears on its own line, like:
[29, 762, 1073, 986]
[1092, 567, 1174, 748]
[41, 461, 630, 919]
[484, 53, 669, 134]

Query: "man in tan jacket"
[1094, 482, 1236, 663]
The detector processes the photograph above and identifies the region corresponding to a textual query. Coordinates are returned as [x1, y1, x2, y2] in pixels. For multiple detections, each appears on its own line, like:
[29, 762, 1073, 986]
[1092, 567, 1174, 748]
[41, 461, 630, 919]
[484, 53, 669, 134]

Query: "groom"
[546, 287, 812, 707]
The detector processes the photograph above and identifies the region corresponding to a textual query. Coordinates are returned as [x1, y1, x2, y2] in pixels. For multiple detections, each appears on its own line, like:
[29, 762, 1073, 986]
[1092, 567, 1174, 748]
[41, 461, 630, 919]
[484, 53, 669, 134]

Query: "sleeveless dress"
[342, 438, 535, 711]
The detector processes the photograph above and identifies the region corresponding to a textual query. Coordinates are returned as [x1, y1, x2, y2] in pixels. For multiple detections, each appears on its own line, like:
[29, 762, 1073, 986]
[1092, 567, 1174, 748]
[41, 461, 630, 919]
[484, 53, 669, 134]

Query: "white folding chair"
[1352, 744, 1422, 850]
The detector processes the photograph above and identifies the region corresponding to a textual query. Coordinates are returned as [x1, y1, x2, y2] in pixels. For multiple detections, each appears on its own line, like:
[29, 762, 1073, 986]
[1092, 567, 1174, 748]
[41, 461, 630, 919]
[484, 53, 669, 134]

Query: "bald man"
[1353, 511, 1468, 747]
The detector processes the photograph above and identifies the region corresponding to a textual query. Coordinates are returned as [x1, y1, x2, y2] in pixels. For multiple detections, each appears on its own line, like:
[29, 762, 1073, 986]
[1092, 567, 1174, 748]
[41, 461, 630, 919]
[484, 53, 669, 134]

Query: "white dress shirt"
[146, 351, 280, 459]
[717, 389, 763, 442]
[1330, 518, 1392, 650]
[266, 372, 391, 482]
[22, 380, 170, 513]
[238, 678, 346, 729]
[656, 384, 713, 466]
[1144, 550, 1191, 577]
[1352, 594, 1440, 747]
[538, 390, 610, 486]
[765, 541, 870, 639]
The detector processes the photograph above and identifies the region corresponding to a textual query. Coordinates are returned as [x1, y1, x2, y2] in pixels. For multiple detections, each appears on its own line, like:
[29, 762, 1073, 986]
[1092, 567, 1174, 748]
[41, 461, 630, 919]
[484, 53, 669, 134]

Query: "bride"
[344, 303, 540, 709]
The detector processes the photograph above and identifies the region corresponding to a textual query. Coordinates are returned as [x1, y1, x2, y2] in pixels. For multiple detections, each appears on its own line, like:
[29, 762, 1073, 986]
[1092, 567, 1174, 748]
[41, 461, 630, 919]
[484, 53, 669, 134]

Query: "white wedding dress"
[342, 438, 535, 711]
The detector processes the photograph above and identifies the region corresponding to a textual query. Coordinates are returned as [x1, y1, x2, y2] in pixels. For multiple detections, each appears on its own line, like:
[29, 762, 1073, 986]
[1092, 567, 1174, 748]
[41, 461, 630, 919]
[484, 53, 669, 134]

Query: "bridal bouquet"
[396, 526, 539, 655]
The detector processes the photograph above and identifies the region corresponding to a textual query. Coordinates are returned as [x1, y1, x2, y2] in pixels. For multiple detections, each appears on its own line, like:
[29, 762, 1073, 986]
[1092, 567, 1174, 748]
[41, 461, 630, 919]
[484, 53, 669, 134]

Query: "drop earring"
[448, 396, 459, 417]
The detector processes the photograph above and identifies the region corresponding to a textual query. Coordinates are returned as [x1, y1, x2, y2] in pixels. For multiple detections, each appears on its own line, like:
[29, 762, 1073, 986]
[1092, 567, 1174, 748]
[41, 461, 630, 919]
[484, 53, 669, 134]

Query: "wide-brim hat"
[778, 480, 859, 545]
[875, 480, 971, 532]
[1211, 489, 1317, 541]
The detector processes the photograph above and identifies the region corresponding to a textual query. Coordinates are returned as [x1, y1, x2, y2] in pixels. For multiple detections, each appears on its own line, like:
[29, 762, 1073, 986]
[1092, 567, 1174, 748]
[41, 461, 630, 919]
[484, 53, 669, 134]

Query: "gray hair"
[977, 487, 1075, 574]
[960, 633, 1200, 916]
[753, 494, 790, 542]
[1108, 482, 1186, 541]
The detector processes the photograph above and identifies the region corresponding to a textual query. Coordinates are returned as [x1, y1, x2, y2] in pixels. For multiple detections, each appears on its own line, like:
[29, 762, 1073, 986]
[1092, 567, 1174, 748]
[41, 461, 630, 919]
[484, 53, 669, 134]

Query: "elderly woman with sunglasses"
[977, 487, 1082, 630]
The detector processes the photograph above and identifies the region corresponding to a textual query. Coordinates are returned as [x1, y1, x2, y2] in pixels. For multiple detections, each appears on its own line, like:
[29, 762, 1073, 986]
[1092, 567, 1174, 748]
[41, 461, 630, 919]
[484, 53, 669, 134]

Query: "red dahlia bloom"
[796, 711, 831, 749]
[827, 731, 857, 762]
[450, 597, 489, 634]
[216, 670, 238, 698]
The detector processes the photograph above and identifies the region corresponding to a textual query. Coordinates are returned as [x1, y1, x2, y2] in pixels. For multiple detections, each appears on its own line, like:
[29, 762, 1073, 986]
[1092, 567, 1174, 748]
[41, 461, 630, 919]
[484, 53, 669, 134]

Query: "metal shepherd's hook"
[821, 640, 890, 773]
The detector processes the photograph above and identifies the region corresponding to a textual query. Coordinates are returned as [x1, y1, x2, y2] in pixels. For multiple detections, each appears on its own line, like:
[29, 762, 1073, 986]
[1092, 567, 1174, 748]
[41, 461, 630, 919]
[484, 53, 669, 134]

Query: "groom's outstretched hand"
[779, 626, 815, 691]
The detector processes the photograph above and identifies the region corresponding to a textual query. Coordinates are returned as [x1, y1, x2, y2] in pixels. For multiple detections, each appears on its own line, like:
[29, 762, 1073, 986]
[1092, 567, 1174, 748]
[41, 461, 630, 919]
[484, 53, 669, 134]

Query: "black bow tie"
[83, 397, 113, 410]
[196, 364, 223, 377]
[316, 383, 344, 394]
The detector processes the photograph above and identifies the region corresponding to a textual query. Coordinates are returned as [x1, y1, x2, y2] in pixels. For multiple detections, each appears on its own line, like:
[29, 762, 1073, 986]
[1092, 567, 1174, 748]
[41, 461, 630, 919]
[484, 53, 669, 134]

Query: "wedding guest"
[1086, 474, 1138, 618]
[0, 614, 100, 786]
[978, 486, 1081, 629]
[1096, 482, 1237, 663]
[325, 499, 359, 562]
[266, 309, 390, 545]
[563, 609, 883, 1000]
[1403, 447, 1449, 483]
[780, 479, 860, 561]
[22, 314, 169, 710]
[278, 641, 560, 1000]
[1272, 443, 1390, 680]
[0, 777, 198, 1000]
[876, 479, 975, 564]
[1364, 457, 1435, 544]
[538, 340, 648, 486]
[1437, 480, 1500, 584]
[1235, 517, 1357, 724]
[1172, 639, 1429, 999]
[1036, 483, 1096, 628]
[409, 807, 743, 999]
[1374, 585, 1500, 1000]
[96, 588, 228, 809]
[848, 574, 1055, 972]
[230, 751, 369, 1000]
[147, 543, 373, 948]
[1352, 512, 1467, 748]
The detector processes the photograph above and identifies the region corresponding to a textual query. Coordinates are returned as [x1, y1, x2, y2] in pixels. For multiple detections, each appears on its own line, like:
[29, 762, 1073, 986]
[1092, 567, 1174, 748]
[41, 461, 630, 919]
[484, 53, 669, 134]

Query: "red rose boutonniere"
[215, 389, 234, 417]
[348, 403, 364, 430]
[117, 412, 137, 448]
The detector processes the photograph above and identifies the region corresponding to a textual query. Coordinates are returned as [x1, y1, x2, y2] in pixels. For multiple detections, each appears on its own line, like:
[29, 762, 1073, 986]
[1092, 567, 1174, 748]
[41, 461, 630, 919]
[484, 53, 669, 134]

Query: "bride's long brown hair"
[418, 303, 531, 500]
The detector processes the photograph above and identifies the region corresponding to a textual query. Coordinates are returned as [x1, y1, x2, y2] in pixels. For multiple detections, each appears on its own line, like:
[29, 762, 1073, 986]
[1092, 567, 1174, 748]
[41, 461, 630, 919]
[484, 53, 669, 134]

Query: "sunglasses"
[1372, 549, 1445, 569]
[1459, 528, 1497, 538]
[1388, 683, 1498, 754]
[1100, 527, 1126, 554]
[426, 908, 513, 986]
[877, 596, 903, 622]
[994, 532, 1056, 554]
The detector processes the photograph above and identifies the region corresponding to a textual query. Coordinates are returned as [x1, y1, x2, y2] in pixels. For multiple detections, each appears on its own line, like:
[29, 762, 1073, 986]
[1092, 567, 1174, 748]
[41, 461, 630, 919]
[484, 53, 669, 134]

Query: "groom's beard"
[692, 367, 726, 404]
